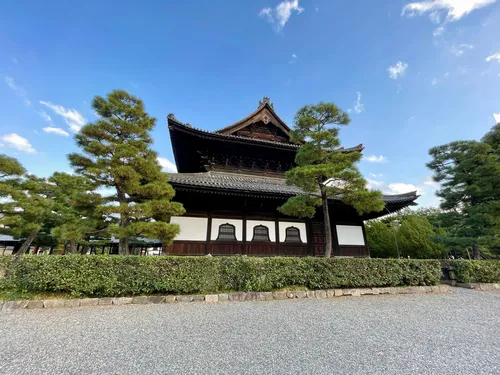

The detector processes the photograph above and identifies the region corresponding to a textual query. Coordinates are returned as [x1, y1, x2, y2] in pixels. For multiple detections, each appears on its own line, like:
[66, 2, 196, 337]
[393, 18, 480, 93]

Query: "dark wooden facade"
[166, 98, 418, 258]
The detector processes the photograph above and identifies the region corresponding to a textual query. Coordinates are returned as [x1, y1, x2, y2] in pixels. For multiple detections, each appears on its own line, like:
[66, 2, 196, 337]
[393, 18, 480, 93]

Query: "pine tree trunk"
[472, 242, 481, 260]
[119, 237, 129, 255]
[16, 229, 40, 257]
[117, 187, 130, 255]
[69, 239, 78, 254]
[321, 188, 333, 258]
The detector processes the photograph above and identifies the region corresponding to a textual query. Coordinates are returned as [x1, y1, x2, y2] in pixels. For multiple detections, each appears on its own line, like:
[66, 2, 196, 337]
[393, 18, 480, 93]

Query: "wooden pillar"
[275, 217, 280, 256]
[306, 220, 314, 257]
[206, 212, 212, 255]
[242, 213, 247, 256]
[330, 211, 340, 257]
[361, 221, 369, 258]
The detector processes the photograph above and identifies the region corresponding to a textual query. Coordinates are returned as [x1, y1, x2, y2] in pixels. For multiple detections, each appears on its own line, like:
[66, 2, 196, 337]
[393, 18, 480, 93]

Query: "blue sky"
[1, 0, 500, 207]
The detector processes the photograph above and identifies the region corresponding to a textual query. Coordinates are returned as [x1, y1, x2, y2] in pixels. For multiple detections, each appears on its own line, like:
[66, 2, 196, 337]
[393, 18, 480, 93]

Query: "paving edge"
[0, 285, 451, 311]
[453, 283, 500, 291]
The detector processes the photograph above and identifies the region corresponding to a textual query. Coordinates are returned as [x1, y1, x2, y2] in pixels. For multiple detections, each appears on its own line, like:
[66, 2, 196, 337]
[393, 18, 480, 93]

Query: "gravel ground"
[1, 288, 499, 375]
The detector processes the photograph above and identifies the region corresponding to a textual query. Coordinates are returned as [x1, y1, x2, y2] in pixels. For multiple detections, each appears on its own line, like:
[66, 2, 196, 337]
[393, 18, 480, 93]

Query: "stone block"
[315, 290, 327, 299]
[306, 291, 316, 298]
[246, 292, 258, 301]
[112, 297, 132, 305]
[164, 295, 176, 303]
[26, 300, 44, 309]
[326, 289, 336, 298]
[294, 291, 307, 299]
[371, 288, 380, 295]
[272, 292, 287, 300]
[64, 299, 80, 308]
[176, 295, 194, 303]
[359, 288, 373, 295]
[342, 289, 353, 296]
[205, 294, 218, 303]
[131, 296, 149, 304]
[98, 298, 113, 306]
[43, 299, 65, 308]
[192, 295, 205, 302]
[79, 298, 99, 307]
[262, 292, 274, 301]
[351, 289, 361, 297]
[286, 292, 295, 299]
[378, 287, 390, 294]
[3, 300, 28, 310]
[228, 292, 246, 302]
[334, 289, 343, 297]
[218, 293, 229, 302]
[148, 296, 165, 304]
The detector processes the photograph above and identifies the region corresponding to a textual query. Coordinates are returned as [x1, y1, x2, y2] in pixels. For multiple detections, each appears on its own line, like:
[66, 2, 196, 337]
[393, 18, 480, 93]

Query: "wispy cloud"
[259, 0, 304, 31]
[387, 61, 408, 79]
[352, 92, 364, 114]
[1, 133, 36, 153]
[387, 182, 420, 195]
[402, 0, 496, 22]
[39, 101, 87, 132]
[451, 43, 474, 56]
[289, 53, 297, 64]
[486, 52, 500, 62]
[369, 173, 384, 178]
[157, 156, 177, 173]
[39, 111, 52, 123]
[494, 113, 500, 123]
[11, 57, 18, 64]
[4, 76, 31, 107]
[365, 155, 387, 163]
[433, 26, 445, 36]
[43, 127, 70, 137]
[431, 78, 439, 85]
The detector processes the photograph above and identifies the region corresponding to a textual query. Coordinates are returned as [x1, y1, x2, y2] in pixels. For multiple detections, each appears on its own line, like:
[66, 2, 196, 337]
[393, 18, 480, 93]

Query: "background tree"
[279, 102, 384, 257]
[68, 90, 185, 254]
[49, 172, 105, 254]
[427, 137, 500, 259]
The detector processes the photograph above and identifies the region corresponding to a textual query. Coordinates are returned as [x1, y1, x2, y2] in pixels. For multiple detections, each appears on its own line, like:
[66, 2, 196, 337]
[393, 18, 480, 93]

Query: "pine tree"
[68, 90, 185, 254]
[279, 102, 384, 257]
[49, 172, 105, 254]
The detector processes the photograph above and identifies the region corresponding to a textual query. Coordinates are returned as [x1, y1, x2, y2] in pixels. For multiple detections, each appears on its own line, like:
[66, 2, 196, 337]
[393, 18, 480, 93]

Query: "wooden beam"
[275, 217, 280, 256]
[205, 212, 212, 255]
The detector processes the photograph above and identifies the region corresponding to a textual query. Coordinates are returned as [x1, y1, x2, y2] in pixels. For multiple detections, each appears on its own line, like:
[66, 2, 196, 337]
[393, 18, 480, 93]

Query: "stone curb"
[454, 283, 500, 291]
[0, 285, 452, 311]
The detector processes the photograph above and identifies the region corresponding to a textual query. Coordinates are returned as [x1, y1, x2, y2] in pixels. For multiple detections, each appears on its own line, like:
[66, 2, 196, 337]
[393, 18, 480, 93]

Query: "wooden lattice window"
[216, 223, 237, 241]
[284, 226, 302, 243]
[252, 225, 270, 242]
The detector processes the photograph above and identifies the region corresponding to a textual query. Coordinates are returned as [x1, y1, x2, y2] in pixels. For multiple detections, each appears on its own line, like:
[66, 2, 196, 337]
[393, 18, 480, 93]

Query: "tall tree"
[68, 90, 185, 254]
[49, 172, 105, 254]
[427, 138, 500, 259]
[279, 102, 384, 257]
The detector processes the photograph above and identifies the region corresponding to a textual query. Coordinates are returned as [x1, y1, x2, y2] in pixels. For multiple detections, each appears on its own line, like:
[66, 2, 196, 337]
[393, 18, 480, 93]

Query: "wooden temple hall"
[166, 98, 418, 258]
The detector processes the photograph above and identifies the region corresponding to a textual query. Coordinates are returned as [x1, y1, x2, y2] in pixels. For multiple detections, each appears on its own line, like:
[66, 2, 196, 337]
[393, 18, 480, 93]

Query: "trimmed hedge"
[448, 260, 500, 284]
[3, 255, 442, 297]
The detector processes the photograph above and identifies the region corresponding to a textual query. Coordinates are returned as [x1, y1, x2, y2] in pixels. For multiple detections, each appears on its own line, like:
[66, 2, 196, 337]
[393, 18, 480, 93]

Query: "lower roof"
[168, 171, 419, 206]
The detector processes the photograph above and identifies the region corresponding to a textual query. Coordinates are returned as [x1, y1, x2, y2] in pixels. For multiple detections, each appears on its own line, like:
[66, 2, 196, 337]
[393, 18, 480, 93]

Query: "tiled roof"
[169, 171, 419, 205]
[0, 234, 19, 242]
[168, 118, 365, 153]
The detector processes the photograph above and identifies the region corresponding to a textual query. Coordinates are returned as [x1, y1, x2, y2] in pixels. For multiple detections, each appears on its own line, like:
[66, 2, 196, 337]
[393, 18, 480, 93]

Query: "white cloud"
[402, 0, 496, 22]
[451, 43, 474, 56]
[39, 111, 52, 123]
[39, 101, 87, 132]
[353, 92, 364, 114]
[43, 127, 69, 137]
[365, 155, 387, 163]
[289, 53, 297, 64]
[433, 26, 445, 36]
[5, 76, 19, 91]
[1, 133, 36, 153]
[370, 173, 384, 178]
[431, 78, 439, 85]
[259, 0, 304, 30]
[4, 76, 31, 107]
[387, 182, 421, 195]
[486, 52, 500, 62]
[494, 113, 500, 123]
[387, 61, 408, 79]
[366, 178, 385, 189]
[157, 156, 177, 173]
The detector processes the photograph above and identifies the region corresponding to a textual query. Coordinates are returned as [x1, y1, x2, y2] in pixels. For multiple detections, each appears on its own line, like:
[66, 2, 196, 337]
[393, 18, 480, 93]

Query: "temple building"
[166, 98, 418, 257]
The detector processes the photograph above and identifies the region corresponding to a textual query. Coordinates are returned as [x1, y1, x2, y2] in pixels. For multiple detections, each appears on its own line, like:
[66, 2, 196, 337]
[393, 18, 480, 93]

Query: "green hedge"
[3, 255, 442, 297]
[448, 260, 500, 283]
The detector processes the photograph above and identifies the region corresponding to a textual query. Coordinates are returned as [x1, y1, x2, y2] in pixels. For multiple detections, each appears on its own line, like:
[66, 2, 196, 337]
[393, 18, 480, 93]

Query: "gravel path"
[1, 288, 499, 375]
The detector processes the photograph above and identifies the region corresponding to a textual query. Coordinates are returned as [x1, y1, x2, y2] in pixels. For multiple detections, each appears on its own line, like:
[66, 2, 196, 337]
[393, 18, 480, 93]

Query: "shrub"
[4, 255, 443, 297]
[449, 260, 500, 283]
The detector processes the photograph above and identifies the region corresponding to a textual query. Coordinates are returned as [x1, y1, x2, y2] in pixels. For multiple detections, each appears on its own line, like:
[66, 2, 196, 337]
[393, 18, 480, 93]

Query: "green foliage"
[6, 256, 441, 297]
[68, 90, 185, 254]
[448, 260, 500, 283]
[280, 102, 384, 257]
[365, 221, 398, 258]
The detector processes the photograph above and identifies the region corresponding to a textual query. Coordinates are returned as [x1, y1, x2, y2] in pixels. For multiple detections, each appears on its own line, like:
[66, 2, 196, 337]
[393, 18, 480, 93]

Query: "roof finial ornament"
[258, 96, 273, 109]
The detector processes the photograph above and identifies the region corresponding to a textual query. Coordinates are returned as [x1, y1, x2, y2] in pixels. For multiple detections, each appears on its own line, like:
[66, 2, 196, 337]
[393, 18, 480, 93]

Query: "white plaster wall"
[336, 225, 365, 246]
[170, 216, 208, 241]
[246, 220, 276, 242]
[211, 219, 243, 241]
[278, 222, 307, 243]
